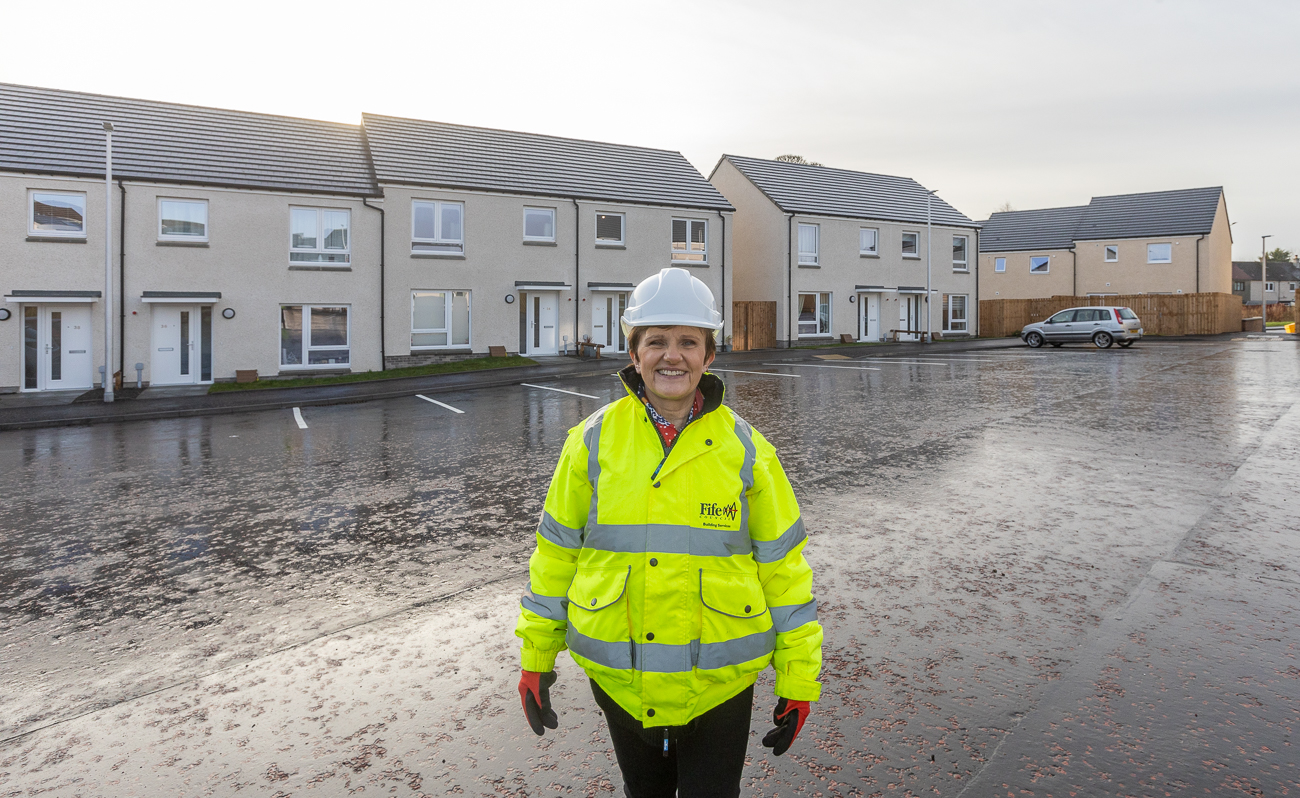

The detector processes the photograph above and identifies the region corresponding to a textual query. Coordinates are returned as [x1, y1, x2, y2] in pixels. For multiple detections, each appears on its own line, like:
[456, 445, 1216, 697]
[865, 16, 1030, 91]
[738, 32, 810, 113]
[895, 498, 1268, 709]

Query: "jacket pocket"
[699, 568, 767, 619]
[565, 566, 634, 682]
[694, 568, 775, 681]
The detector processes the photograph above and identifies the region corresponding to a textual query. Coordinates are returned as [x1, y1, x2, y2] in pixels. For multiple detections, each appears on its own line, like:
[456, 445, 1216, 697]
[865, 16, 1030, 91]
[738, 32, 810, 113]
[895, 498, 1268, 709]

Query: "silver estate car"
[1021, 306, 1144, 349]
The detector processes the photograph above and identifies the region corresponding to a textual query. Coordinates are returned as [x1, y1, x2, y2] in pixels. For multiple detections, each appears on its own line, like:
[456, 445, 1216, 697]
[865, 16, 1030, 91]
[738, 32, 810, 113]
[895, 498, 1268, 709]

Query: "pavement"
[1, 334, 1297, 796]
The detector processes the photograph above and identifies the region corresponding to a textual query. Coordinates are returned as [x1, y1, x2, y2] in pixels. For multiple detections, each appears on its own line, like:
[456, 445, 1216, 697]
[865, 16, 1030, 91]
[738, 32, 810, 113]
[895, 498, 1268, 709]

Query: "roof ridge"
[362, 112, 685, 157]
[1088, 186, 1223, 202]
[723, 153, 924, 185]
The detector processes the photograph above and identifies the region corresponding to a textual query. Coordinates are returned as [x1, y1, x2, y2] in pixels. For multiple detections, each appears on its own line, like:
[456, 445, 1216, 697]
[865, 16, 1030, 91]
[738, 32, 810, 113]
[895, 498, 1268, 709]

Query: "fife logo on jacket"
[698, 500, 739, 529]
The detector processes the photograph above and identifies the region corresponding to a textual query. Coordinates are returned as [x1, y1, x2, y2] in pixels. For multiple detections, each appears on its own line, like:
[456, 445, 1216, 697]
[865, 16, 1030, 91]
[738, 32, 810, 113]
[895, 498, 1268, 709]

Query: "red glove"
[761, 697, 811, 756]
[518, 670, 558, 736]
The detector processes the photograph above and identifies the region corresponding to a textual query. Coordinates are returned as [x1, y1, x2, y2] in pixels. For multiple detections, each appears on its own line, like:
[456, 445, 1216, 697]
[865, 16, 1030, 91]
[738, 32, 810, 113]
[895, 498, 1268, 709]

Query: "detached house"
[979, 187, 1232, 300]
[0, 83, 381, 393]
[360, 115, 733, 362]
[710, 156, 980, 345]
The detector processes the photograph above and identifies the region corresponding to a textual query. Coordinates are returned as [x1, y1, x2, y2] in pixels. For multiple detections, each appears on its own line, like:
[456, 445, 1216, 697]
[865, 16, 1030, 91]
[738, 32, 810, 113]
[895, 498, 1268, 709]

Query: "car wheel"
[1025, 331, 1044, 348]
[1118, 340, 1134, 348]
[1093, 331, 1114, 349]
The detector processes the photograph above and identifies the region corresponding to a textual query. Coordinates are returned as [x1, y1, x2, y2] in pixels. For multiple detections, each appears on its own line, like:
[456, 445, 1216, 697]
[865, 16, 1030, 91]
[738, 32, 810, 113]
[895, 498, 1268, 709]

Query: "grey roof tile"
[978, 206, 1087, 252]
[362, 114, 731, 211]
[0, 83, 376, 196]
[719, 155, 977, 228]
[1233, 261, 1300, 282]
[1074, 186, 1222, 240]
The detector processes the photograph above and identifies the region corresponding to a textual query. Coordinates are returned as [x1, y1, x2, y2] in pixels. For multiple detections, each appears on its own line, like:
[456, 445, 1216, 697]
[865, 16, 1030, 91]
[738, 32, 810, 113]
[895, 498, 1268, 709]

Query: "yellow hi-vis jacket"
[515, 366, 823, 728]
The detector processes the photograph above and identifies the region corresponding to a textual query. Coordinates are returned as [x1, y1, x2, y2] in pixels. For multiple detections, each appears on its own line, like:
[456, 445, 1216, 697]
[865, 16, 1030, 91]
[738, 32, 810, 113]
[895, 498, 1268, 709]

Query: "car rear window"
[1118, 308, 1138, 319]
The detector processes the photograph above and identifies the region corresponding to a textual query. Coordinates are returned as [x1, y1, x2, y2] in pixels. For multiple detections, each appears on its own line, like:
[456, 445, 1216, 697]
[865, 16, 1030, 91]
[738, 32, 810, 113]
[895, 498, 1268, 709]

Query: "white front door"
[21, 304, 93, 391]
[590, 292, 628, 352]
[899, 295, 921, 341]
[151, 305, 197, 385]
[524, 292, 559, 355]
[859, 293, 880, 342]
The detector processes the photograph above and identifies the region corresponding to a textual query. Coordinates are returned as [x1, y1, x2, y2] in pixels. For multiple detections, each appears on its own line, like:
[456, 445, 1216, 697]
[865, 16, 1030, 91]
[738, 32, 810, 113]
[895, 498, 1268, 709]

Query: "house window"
[522, 208, 555, 242]
[942, 294, 968, 332]
[1265, 282, 1276, 293]
[159, 198, 208, 241]
[28, 190, 87, 237]
[1291, 283, 1297, 291]
[797, 224, 819, 265]
[859, 227, 878, 255]
[1105, 245, 1118, 262]
[290, 207, 350, 263]
[1233, 281, 1245, 291]
[1147, 243, 1172, 263]
[995, 257, 1006, 273]
[412, 291, 471, 349]
[412, 200, 464, 254]
[1030, 256, 1050, 273]
[672, 219, 707, 262]
[595, 213, 625, 245]
[797, 292, 831, 337]
[901, 231, 919, 257]
[952, 235, 968, 271]
[280, 305, 350, 367]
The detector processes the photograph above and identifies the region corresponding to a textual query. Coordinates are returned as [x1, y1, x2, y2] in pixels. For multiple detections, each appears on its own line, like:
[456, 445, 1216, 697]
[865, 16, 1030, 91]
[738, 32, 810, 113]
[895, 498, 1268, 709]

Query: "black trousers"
[591, 679, 753, 798]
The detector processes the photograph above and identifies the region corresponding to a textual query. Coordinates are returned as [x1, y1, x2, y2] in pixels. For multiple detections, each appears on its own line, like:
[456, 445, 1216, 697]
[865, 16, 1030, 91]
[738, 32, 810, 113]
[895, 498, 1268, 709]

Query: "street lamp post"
[103, 122, 115, 403]
[925, 189, 937, 344]
[1261, 235, 1272, 327]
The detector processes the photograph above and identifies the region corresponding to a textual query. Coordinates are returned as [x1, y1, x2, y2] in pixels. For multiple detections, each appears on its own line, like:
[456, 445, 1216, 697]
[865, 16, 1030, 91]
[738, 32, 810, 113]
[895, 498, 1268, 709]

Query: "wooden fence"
[978, 293, 1242, 338]
[731, 301, 777, 351]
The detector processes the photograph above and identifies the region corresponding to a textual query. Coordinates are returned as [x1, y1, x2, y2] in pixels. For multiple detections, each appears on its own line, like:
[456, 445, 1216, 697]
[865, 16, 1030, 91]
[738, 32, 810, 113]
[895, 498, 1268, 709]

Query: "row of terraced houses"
[1, 83, 1234, 392]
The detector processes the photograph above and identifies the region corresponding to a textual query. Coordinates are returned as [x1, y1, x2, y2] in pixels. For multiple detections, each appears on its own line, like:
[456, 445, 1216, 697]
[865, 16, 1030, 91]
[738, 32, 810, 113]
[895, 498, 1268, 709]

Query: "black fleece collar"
[618, 364, 726, 416]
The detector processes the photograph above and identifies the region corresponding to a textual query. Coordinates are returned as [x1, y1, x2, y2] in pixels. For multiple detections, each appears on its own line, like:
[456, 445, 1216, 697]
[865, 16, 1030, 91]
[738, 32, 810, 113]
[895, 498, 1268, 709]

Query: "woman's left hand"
[762, 697, 811, 756]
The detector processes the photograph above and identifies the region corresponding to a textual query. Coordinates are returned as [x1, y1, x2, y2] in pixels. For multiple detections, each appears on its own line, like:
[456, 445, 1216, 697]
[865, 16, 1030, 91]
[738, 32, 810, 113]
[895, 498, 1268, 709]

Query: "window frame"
[671, 217, 708, 263]
[1147, 243, 1172, 263]
[1030, 255, 1050, 274]
[595, 212, 625, 246]
[522, 207, 556, 243]
[859, 227, 879, 256]
[411, 290, 472, 350]
[28, 189, 88, 238]
[289, 206, 351, 264]
[157, 197, 209, 242]
[1233, 281, 1245, 292]
[942, 293, 969, 333]
[952, 235, 969, 271]
[1104, 245, 1119, 262]
[797, 223, 819, 266]
[1265, 282, 1276, 293]
[994, 257, 1006, 273]
[279, 304, 351, 369]
[411, 199, 465, 255]
[901, 231, 919, 258]
[796, 291, 832, 337]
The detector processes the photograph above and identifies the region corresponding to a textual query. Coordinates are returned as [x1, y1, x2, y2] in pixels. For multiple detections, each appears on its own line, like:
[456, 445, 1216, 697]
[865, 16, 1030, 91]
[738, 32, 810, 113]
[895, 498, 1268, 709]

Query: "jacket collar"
[617, 364, 726, 415]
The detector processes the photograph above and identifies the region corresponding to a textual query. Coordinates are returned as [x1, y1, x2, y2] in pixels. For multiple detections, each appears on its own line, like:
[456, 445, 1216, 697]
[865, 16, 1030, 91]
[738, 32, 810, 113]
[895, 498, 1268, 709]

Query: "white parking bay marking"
[709, 368, 801, 378]
[847, 358, 950, 366]
[416, 394, 465, 413]
[521, 383, 601, 399]
[764, 363, 881, 371]
[292, 407, 308, 429]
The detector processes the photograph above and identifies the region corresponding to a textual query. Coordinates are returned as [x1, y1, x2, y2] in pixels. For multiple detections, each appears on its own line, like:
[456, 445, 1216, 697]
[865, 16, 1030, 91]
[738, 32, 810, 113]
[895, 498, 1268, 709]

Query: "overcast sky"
[4, 0, 1296, 259]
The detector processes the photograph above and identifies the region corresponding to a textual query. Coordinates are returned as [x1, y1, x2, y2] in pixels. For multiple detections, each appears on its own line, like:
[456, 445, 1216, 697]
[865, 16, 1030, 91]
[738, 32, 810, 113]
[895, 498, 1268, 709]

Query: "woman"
[515, 267, 823, 796]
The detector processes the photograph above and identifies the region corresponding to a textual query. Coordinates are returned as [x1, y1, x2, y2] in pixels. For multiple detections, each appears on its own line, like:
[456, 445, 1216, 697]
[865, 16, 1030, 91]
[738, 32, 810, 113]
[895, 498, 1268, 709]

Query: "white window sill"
[278, 366, 351, 374]
[952, 266, 969, 272]
[157, 240, 210, 248]
[288, 264, 352, 271]
[523, 240, 557, 247]
[410, 347, 473, 353]
[859, 252, 879, 258]
[412, 252, 467, 260]
[595, 242, 626, 249]
[902, 254, 921, 259]
[797, 263, 821, 269]
[26, 235, 87, 243]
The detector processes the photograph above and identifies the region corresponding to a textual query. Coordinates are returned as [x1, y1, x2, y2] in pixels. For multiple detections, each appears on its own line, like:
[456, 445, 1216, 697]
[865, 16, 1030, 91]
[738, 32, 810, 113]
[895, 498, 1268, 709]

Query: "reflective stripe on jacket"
[515, 366, 823, 728]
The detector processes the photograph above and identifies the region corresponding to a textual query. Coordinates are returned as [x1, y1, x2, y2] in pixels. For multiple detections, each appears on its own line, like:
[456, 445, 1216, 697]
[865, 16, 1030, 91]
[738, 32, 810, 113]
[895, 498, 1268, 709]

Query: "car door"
[1043, 309, 1076, 340]
[1077, 308, 1107, 340]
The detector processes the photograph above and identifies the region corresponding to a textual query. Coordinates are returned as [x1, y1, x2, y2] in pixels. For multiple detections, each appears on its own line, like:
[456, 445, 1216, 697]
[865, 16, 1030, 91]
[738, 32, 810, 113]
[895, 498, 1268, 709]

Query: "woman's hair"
[628, 326, 716, 361]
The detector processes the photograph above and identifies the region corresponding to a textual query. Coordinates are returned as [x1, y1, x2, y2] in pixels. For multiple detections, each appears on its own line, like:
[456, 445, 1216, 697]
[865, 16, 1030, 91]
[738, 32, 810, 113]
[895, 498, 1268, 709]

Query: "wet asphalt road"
[2, 338, 1298, 796]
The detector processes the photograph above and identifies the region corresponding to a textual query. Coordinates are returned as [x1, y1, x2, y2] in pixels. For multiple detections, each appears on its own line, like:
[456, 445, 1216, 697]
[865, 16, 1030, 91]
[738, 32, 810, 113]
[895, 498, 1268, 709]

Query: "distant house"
[1233, 261, 1300, 307]
[710, 155, 980, 344]
[978, 187, 1232, 300]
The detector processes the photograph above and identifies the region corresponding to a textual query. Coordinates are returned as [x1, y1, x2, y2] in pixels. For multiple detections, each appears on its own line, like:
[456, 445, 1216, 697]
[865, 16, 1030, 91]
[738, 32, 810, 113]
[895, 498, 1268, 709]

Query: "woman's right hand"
[519, 670, 559, 736]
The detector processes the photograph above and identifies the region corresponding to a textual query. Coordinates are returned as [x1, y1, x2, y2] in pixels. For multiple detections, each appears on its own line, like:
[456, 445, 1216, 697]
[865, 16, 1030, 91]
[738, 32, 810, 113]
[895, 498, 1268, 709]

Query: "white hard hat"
[620, 267, 723, 339]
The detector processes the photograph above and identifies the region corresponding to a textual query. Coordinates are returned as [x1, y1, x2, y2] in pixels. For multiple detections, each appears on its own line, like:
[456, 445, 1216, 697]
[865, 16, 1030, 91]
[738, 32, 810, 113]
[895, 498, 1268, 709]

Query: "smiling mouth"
[657, 369, 687, 377]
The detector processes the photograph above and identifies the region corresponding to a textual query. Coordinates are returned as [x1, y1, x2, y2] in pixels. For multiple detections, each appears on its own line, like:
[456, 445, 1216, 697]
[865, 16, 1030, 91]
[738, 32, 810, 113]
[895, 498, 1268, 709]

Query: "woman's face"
[632, 326, 715, 405]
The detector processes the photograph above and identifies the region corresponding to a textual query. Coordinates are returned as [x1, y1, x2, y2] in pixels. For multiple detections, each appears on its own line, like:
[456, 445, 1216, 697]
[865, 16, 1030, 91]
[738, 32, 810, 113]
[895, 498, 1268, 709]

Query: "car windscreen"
[1118, 308, 1138, 320]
